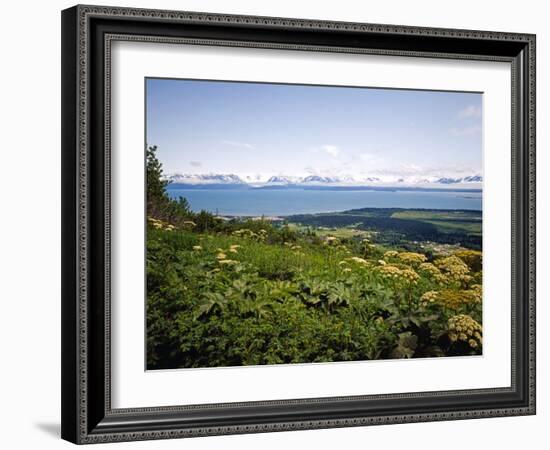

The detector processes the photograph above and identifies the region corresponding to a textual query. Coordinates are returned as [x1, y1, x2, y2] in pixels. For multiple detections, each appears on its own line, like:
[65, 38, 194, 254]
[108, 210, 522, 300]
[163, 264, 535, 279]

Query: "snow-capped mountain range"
[164, 173, 483, 189]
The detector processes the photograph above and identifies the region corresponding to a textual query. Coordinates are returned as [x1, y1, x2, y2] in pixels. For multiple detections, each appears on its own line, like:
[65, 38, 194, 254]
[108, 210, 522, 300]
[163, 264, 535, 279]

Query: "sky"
[146, 78, 482, 182]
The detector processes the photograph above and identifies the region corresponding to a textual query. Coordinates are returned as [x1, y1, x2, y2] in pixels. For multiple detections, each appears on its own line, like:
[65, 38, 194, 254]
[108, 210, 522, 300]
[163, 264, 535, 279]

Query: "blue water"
[166, 187, 482, 216]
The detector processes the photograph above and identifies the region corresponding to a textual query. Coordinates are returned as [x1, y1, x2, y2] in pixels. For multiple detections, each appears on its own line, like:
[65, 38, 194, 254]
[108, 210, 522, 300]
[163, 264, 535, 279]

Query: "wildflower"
[469, 284, 483, 302]
[183, 220, 196, 227]
[378, 265, 419, 285]
[378, 260, 387, 266]
[378, 265, 402, 279]
[448, 314, 482, 348]
[424, 289, 482, 310]
[420, 291, 439, 305]
[192, 245, 202, 251]
[216, 252, 227, 260]
[400, 268, 420, 284]
[218, 259, 238, 265]
[383, 250, 399, 260]
[324, 236, 339, 246]
[348, 256, 369, 266]
[397, 252, 427, 266]
[148, 217, 165, 229]
[419, 262, 441, 275]
[454, 250, 483, 272]
[435, 255, 471, 282]
[343, 268, 352, 273]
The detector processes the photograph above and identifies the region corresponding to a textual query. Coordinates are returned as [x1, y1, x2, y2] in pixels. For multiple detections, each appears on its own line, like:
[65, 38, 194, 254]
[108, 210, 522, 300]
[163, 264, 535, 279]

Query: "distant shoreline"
[211, 207, 483, 221]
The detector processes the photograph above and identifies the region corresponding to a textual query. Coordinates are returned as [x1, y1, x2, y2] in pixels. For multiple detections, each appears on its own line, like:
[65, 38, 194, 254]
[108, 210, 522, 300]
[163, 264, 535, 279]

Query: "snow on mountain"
[165, 173, 245, 184]
[266, 175, 301, 184]
[165, 173, 482, 188]
[301, 175, 342, 184]
[463, 175, 483, 183]
[436, 175, 483, 185]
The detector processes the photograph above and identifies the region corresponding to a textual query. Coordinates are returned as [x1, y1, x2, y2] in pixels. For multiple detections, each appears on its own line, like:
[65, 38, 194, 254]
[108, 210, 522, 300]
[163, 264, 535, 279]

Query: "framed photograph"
[61, 5, 536, 444]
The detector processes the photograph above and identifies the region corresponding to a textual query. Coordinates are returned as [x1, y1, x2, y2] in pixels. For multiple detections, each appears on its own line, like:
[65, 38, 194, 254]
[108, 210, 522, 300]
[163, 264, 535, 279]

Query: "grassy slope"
[147, 221, 483, 369]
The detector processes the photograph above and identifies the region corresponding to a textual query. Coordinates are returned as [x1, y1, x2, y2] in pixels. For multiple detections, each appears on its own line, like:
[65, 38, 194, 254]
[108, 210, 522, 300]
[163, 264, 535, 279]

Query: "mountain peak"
[165, 172, 483, 187]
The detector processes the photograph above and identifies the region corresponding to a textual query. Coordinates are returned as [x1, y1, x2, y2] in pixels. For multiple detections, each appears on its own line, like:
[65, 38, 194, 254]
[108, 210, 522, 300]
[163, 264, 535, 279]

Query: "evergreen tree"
[146, 145, 168, 214]
[146, 144, 219, 229]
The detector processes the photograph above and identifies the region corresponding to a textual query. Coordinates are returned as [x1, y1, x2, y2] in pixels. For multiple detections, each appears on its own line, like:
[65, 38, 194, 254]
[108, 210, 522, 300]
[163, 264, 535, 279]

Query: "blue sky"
[146, 78, 482, 182]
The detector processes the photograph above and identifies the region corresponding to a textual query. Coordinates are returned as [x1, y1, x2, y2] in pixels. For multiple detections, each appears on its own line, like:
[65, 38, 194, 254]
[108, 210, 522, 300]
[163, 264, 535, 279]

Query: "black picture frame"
[61, 4, 536, 444]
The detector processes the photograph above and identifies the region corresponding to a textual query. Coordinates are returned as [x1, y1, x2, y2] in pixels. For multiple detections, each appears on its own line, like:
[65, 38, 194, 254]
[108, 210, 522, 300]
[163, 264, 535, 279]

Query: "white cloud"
[368, 162, 481, 179]
[359, 153, 377, 162]
[458, 105, 482, 119]
[321, 145, 340, 157]
[221, 140, 254, 150]
[450, 126, 482, 137]
[303, 166, 320, 175]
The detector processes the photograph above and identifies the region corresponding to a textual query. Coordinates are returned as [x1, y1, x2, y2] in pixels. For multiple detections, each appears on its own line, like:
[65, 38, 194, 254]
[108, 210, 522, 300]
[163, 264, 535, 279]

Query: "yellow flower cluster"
[323, 236, 340, 246]
[348, 256, 369, 266]
[338, 256, 370, 272]
[378, 265, 401, 278]
[421, 288, 482, 310]
[468, 284, 482, 303]
[448, 314, 482, 348]
[232, 228, 267, 241]
[182, 220, 196, 228]
[383, 250, 399, 260]
[148, 217, 176, 231]
[454, 250, 483, 272]
[192, 245, 202, 251]
[338, 256, 369, 267]
[218, 259, 238, 266]
[420, 290, 439, 305]
[216, 250, 239, 266]
[418, 262, 446, 284]
[378, 265, 419, 285]
[435, 289, 481, 310]
[435, 255, 471, 282]
[397, 252, 427, 266]
[401, 268, 420, 284]
[229, 244, 241, 253]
